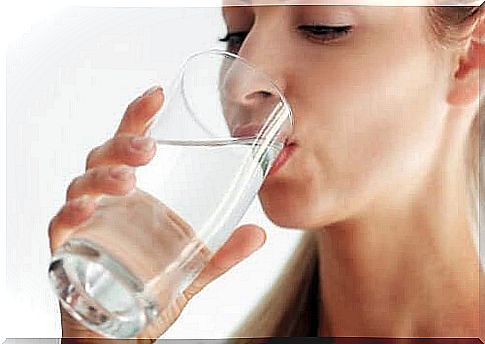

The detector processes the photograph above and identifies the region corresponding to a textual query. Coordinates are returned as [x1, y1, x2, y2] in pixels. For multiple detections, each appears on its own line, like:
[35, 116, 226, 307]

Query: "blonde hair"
[227, 6, 484, 341]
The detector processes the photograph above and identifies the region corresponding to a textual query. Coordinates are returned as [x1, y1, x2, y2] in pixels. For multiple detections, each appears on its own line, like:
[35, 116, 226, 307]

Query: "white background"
[4, 4, 304, 340]
[4, 1, 484, 343]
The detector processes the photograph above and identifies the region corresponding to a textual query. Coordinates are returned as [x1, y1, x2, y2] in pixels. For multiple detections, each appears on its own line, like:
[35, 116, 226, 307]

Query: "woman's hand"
[48, 86, 267, 341]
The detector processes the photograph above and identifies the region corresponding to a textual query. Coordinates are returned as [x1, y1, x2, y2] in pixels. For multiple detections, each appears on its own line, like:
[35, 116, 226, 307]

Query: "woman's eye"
[298, 25, 353, 43]
[219, 31, 248, 53]
[218, 25, 352, 52]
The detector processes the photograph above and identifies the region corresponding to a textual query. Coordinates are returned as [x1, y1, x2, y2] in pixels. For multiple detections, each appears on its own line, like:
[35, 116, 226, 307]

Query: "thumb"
[183, 224, 266, 299]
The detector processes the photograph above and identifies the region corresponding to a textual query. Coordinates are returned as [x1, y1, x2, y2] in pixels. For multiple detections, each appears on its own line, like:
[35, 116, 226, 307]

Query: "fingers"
[115, 86, 164, 137]
[183, 224, 266, 300]
[51, 164, 137, 252]
[85, 135, 156, 170]
[48, 196, 96, 252]
[85, 85, 161, 170]
[50, 85, 163, 254]
[66, 165, 136, 201]
[59, 308, 102, 340]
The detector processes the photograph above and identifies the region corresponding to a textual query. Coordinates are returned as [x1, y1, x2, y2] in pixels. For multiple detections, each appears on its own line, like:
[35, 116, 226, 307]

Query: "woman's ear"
[447, 14, 485, 106]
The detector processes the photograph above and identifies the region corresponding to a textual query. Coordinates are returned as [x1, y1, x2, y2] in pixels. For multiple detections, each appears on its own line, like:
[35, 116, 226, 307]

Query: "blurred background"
[5, 5, 304, 339]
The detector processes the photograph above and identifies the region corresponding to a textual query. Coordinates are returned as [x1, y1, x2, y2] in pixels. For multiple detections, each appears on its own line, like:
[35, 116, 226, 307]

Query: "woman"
[48, 3, 484, 342]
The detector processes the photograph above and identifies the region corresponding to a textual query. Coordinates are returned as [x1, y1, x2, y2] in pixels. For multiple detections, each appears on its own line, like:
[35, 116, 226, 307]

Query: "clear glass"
[47, 49, 293, 338]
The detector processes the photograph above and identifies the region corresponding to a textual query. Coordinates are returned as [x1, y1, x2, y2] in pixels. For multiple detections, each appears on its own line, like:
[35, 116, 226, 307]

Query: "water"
[141, 137, 281, 252]
[48, 137, 282, 338]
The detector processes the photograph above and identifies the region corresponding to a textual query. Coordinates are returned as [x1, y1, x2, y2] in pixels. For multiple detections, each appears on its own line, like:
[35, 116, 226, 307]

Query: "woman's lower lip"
[267, 144, 296, 177]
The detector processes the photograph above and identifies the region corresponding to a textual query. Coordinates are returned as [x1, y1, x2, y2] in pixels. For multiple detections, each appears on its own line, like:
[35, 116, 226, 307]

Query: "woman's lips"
[268, 141, 296, 176]
[231, 124, 296, 176]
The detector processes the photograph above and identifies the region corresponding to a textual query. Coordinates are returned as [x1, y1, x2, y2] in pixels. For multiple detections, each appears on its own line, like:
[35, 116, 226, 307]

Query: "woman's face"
[221, 5, 456, 229]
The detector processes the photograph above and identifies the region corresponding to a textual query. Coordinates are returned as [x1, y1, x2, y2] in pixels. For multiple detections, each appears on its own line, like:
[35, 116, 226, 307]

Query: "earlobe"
[447, 73, 479, 106]
[447, 49, 481, 106]
[454, 41, 485, 80]
[447, 16, 485, 107]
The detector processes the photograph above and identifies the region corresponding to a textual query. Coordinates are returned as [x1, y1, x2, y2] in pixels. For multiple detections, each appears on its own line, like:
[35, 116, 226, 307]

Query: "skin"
[48, 4, 484, 342]
[221, 5, 483, 337]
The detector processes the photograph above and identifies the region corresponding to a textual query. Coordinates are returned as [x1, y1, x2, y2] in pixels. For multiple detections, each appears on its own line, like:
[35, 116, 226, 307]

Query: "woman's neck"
[316, 109, 481, 338]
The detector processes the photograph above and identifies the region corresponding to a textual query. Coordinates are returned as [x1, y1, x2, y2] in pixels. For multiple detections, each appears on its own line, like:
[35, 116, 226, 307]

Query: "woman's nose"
[221, 56, 287, 134]
[223, 60, 282, 103]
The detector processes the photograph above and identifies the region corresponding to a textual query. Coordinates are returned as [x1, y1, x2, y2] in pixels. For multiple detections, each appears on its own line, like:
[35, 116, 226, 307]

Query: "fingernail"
[143, 85, 161, 97]
[109, 166, 133, 180]
[70, 195, 91, 211]
[131, 136, 155, 152]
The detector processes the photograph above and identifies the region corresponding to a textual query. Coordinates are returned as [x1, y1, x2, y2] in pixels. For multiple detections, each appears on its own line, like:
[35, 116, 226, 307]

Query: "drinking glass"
[48, 49, 293, 338]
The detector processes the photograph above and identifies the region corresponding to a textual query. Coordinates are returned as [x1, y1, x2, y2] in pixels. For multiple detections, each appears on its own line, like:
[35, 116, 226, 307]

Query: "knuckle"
[47, 216, 57, 238]
[114, 135, 131, 156]
[122, 136, 154, 164]
[108, 167, 136, 193]
[182, 286, 199, 301]
[94, 165, 135, 194]
[183, 275, 211, 301]
[88, 166, 105, 183]
[89, 166, 112, 188]
[88, 167, 112, 191]
[48, 206, 65, 238]
[85, 145, 102, 170]
[66, 175, 83, 199]
[109, 136, 142, 164]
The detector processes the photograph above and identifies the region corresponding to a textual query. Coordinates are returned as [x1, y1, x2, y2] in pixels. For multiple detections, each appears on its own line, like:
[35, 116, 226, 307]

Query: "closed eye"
[218, 25, 353, 52]
[298, 25, 353, 43]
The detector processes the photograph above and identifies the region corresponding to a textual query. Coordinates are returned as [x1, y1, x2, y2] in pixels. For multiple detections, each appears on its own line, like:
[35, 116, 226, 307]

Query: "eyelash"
[219, 25, 353, 52]
[298, 25, 353, 42]
[218, 31, 248, 53]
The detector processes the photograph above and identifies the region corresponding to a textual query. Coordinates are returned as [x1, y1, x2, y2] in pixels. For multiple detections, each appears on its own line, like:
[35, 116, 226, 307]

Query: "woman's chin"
[258, 186, 314, 228]
[262, 209, 305, 229]
[258, 183, 346, 229]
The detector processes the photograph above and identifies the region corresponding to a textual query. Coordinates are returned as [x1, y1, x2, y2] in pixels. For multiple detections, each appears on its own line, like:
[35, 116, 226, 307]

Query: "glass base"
[48, 239, 159, 338]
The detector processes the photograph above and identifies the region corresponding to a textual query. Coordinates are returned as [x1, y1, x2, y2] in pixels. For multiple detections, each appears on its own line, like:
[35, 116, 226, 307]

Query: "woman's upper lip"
[231, 123, 263, 138]
[232, 124, 298, 146]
